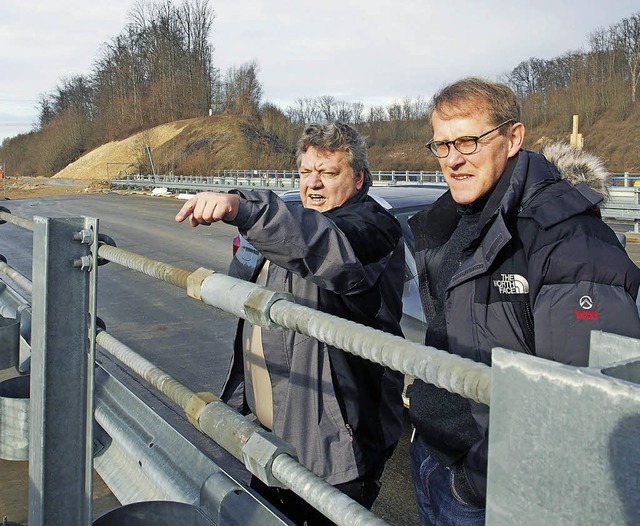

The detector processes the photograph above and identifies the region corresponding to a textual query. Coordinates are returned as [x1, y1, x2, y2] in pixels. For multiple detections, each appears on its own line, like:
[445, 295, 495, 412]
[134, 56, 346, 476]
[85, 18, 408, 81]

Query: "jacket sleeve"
[228, 189, 402, 295]
[528, 228, 640, 366]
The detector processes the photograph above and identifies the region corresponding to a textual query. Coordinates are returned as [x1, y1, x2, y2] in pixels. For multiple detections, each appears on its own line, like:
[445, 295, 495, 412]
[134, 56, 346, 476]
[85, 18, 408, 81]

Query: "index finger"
[175, 197, 197, 223]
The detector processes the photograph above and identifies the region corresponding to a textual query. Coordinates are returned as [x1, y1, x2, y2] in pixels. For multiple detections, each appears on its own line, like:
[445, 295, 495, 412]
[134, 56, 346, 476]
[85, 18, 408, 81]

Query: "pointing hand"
[175, 192, 240, 227]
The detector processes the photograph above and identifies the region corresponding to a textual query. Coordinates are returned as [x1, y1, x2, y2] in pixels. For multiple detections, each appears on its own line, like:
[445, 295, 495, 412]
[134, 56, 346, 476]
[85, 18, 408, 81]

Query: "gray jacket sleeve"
[228, 189, 393, 295]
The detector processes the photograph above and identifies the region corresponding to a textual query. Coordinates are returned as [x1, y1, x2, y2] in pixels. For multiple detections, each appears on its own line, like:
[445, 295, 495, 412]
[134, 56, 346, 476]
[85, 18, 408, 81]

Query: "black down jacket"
[408, 144, 640, 504]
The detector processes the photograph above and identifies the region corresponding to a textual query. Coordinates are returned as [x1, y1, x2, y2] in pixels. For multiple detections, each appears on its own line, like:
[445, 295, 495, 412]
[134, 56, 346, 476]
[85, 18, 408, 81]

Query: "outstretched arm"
[175, 191, 240, 227]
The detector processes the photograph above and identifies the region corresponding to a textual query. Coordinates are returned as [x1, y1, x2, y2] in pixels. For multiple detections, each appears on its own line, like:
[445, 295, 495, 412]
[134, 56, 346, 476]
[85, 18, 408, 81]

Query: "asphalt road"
[1, 193, 638, 525]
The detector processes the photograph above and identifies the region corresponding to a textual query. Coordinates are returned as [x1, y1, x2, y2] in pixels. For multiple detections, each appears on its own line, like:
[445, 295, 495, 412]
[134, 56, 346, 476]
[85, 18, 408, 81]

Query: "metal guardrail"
[611, 173, 640, 186]
[601, 187, 640, 233]
[108, 171, 448, 194]
[109, 170, 638, 195]
[110, 173, 640, 234]
[0, 207, 485, 526]
[1, 205, 640, 525]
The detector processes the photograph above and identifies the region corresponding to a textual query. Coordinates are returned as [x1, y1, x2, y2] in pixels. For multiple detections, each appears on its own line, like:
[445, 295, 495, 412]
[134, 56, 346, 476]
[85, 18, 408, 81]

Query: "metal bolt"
[73, 229, 94, 244]
[73, 256, 93, 271]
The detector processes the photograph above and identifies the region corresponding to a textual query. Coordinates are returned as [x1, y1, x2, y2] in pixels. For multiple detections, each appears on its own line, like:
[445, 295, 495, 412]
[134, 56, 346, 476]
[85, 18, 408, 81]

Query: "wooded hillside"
[1, 1, 640, 177]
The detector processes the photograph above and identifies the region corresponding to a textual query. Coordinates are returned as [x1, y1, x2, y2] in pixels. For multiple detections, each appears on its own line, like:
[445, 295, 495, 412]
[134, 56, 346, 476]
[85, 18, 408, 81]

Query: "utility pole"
[570, 115, 584, 149]
[145, 145, 156, 176]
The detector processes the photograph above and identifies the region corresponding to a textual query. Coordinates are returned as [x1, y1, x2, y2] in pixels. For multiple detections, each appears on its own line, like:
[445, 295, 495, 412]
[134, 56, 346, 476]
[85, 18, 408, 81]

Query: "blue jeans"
[410, 434, 485, 526]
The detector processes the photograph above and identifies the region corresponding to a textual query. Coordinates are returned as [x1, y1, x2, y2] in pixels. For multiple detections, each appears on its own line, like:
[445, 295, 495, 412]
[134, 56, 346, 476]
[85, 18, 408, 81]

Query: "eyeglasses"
[425, 120, 514, 158]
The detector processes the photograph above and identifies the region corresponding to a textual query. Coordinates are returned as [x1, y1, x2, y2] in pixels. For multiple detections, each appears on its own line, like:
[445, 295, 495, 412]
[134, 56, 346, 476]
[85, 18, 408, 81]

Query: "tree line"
[507, 11, 640, 128]
[1, 2, 639, 177]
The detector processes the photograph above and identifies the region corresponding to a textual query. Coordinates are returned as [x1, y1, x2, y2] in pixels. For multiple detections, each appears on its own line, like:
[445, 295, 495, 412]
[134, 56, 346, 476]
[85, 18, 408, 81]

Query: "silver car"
[228, 185, 448, 344]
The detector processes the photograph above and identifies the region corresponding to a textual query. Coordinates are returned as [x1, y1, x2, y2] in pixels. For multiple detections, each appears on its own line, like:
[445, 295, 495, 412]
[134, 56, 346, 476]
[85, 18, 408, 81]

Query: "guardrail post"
[28, 216, 98, 526]
[486, 334, 640, 524]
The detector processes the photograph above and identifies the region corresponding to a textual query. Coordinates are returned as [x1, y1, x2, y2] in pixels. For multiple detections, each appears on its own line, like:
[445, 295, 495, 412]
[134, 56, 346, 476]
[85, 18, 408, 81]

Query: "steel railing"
[107, 170, 448, 194]
[106, 173, 640, 234]
[0, 206, 487, 526]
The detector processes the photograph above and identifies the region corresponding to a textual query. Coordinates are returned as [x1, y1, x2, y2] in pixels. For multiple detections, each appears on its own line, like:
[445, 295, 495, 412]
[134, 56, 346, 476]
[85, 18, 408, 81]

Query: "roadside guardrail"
[110, 171, 640, 234]
[601, 187, 640, 233]
[108, 171, 447, 194]
[109, 170, 639, 194]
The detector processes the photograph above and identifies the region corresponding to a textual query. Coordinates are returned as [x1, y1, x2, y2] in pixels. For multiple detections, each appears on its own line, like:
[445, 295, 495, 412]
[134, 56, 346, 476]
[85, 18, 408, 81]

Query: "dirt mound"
[52, 120, 192, 180]
[52, 114, 296, 182]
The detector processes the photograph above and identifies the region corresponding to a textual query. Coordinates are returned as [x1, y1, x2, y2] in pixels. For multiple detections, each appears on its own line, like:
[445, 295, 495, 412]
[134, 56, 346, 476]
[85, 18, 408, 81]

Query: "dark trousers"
[250, 458, 387, 526]
[409, 434, 485, 526]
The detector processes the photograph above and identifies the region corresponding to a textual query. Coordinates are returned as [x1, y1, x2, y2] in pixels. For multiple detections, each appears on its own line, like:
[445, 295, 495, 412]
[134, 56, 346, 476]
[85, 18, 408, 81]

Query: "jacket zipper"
[523, 301, 535, 355]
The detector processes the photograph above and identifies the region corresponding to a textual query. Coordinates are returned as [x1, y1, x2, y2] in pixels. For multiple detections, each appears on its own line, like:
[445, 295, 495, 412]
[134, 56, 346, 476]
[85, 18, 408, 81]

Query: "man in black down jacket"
[176, 122, 405, 525]
[407, 77, 640, 526]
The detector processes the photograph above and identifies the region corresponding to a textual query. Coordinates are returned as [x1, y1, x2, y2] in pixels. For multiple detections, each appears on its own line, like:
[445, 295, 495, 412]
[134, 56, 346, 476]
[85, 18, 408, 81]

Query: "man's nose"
[307, 171, 323, 187]
[444, 147, 465, 169]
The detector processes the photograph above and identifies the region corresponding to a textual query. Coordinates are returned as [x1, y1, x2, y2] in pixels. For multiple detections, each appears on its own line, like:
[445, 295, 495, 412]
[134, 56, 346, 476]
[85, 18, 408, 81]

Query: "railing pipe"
[270, 454, 388, 526]
[96, 330, 195, 410]
[268, 300, 492, 405]
[96, 328, 285, 469]
[0, 209, 34, 231]
[0, 260, 33, 294]
[97, 244, 191, 289]
[95, 328, 386, 525]
[97, 328, 277, 460]
[193, 269, 492, 403]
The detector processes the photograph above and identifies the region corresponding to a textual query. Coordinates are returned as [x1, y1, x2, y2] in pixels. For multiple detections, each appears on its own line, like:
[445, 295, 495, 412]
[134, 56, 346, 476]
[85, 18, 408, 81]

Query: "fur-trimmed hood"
[539, 142, 610, 201]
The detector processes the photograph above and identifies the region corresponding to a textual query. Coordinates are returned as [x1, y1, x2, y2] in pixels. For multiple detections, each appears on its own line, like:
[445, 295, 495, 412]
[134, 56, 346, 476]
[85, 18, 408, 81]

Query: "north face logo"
[493, 273, 529, 294]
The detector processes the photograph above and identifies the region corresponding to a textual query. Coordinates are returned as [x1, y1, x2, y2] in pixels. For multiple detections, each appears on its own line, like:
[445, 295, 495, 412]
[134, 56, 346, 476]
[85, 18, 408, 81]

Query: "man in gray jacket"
[407, 77, 640, 526]
[176, 122, 405, 525]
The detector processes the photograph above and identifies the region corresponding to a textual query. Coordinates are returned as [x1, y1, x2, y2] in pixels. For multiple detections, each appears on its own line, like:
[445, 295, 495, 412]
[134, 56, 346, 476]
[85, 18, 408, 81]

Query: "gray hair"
[428, 77, 521, 129]
[296, 121, 372, 187]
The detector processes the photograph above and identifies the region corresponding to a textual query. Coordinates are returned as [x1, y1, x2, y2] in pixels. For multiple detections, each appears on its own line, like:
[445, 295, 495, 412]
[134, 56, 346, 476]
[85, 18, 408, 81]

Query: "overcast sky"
[2, 0, 639, 144]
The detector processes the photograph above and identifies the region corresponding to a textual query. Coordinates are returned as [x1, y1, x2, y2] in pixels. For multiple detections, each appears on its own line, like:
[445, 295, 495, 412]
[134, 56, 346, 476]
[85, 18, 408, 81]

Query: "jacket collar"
[322, 184, 370, 214]
[410, 147, 605, 252]
[409, 155, 518, 251]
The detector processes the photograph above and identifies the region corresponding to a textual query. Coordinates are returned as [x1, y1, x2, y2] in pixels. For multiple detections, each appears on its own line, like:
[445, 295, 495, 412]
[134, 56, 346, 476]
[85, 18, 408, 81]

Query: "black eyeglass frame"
[425, 119, 514, 158]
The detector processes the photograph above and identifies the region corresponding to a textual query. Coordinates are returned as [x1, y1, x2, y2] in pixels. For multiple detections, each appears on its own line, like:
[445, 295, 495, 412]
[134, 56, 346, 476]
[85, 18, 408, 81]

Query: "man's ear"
[507, 122, 526, 158]
[354, 170, 365, 190]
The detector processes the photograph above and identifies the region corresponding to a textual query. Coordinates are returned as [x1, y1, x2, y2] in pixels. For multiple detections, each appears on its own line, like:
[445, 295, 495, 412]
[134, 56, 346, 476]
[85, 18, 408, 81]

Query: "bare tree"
[351, 101, 365, 125]
[386, 101, 402, 121]
[285, 98, 321, 124]
[612, 12, 640, 103]
[334, 100, 354, 122]
[223, 60, 263, 117]
[367, 105, 387, 124]
[317, 95, 336, 122]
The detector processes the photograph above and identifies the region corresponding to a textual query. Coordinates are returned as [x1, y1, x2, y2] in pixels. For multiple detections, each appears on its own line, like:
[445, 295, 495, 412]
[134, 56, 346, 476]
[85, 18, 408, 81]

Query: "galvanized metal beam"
[486, 341, 640, 525]
[28, 217, 98, 526]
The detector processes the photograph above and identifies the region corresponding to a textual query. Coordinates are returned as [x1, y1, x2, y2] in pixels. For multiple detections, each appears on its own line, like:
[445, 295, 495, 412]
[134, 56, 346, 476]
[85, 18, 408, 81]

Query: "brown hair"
[428, 77, 521, 130]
